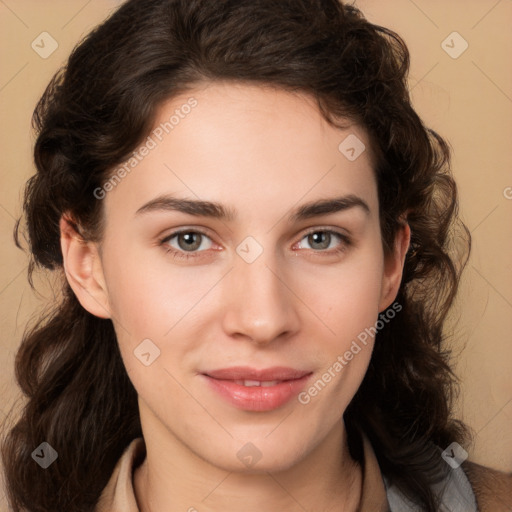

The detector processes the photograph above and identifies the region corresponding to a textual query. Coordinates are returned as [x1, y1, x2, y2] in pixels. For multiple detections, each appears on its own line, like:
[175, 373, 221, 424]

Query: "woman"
[2, 0, 511, 511]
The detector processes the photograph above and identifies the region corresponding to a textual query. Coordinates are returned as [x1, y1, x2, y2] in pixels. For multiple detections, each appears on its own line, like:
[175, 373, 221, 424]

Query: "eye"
[159, 228, 352, 261]
[160, 230, 213, 259]
[295, 229, 351, 253]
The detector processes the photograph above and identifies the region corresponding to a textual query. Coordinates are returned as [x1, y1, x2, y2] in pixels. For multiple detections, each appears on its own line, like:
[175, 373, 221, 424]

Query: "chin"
[200, 437, 310, 475]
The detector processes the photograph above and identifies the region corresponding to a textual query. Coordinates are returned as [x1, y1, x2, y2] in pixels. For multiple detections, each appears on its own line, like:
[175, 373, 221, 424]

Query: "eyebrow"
[135, 194, 370, 222]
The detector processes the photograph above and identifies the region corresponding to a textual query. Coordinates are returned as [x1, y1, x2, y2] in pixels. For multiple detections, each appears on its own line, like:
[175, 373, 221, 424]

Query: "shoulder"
[462, 460, 512, 512]
[382, 448, 511, 512]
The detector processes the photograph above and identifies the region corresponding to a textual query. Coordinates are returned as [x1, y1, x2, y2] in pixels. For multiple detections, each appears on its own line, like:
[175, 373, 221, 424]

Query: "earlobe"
[59, 215, 111, 319]
[379, 221, 411, 312]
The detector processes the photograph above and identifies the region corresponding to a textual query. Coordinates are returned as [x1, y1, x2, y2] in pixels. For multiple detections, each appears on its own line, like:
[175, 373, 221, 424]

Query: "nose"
[221, 252, 301, 345]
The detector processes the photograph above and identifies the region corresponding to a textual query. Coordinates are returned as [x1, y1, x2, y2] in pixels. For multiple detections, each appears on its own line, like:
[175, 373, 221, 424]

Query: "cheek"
[289, 244, 384, 406]
[295, 268, 382, 422]
[293, 250, 384, 342]
[103, 248, 219, 339]
[102, 251, 225, 397]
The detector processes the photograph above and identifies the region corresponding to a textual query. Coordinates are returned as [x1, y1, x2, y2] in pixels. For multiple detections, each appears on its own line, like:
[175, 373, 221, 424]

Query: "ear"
[59, 214, 111, 319]
[378, 219, 411, 312]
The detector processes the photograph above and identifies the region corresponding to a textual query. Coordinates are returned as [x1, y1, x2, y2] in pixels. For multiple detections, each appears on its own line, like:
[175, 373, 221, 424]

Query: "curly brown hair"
[2, 0, 471, 510]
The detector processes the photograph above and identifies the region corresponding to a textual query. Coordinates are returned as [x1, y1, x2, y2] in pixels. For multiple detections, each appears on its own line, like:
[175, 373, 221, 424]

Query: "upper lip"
[203, 366, 312, 381]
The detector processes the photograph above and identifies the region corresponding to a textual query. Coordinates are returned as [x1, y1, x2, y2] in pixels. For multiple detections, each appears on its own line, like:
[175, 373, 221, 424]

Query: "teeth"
[261, 380, 280, 387]
[234, 379, 281, 387]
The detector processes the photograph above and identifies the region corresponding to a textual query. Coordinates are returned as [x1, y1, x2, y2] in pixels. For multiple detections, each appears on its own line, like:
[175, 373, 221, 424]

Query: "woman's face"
[66, 81, 408, 472]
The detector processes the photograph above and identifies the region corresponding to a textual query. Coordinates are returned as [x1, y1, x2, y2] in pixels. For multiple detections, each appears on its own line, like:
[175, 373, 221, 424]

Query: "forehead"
[102, 81, 377, 225]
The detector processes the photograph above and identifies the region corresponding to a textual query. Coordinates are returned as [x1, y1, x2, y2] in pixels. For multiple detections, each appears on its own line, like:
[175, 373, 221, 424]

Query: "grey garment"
[383, 463, 478, 512]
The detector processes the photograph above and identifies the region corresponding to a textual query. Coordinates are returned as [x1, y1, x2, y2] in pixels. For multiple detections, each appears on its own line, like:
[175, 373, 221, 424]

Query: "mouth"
[200, 366, 313, 412]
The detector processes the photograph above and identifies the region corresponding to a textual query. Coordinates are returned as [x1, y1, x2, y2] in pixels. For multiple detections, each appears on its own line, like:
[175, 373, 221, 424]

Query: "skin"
[60, 81, 410, 512]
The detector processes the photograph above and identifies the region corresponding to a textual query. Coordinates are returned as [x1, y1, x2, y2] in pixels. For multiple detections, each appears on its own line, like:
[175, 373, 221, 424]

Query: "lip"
[201, 366, 313, 412]
[204, 366, 311, 381]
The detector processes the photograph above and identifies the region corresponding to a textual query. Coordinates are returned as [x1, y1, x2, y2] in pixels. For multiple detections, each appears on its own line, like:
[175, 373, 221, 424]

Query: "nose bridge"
[222, 246, 299, 343]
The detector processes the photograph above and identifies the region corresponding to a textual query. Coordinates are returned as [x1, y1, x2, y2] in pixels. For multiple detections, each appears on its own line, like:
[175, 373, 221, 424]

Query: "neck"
[134, 408, 362, 512]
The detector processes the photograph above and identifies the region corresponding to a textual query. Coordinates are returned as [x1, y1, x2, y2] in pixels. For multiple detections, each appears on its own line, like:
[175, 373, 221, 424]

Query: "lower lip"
[202, 374, 313, 412]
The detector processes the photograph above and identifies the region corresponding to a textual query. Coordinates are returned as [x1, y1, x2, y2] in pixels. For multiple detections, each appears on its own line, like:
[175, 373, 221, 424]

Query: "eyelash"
[159, 228, 352, 261]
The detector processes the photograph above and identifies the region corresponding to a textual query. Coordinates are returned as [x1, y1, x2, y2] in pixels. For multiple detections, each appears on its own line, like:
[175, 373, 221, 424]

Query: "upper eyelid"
[300, 226, 350, 238]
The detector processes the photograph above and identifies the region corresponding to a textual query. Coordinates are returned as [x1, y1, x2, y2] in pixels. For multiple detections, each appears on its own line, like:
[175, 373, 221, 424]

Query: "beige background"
[0, 0, 511, 507]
